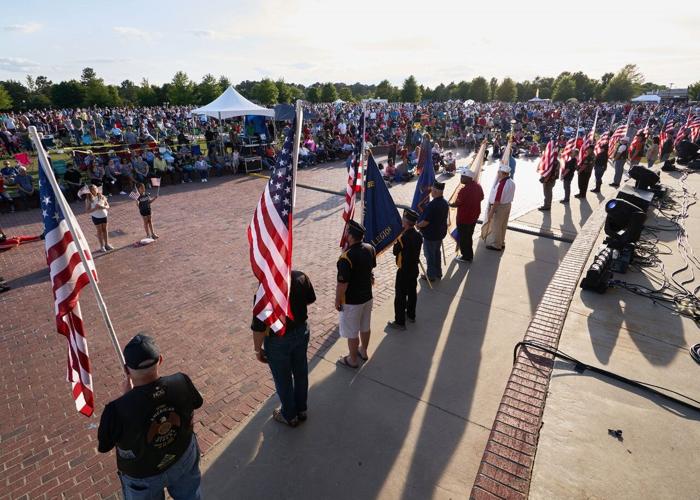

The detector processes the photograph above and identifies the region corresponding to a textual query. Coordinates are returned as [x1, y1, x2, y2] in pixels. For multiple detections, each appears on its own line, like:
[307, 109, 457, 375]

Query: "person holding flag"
[538, 138, 559, 211]
[610, 137, 629, 187]
[449, 168, 483, 262]
[388, 209, 423, 331]
[135, 182, 159, 239]
[416, 181, 449, 282]
[575, 144, 595, 199]
[591, 139, 609, 193]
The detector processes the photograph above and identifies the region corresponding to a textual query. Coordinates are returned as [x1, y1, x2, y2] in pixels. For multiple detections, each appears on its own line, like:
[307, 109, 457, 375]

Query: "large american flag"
[537, 139, 558, 180]
[577, 131, 594, 170]
[608, 123, 629, 158]
[560, 136, 577, 164]
[39, 160, 97, 416]
[247, 115, 298, 335]
[594, 128, 610, 157]
[339, 112, 365, 249]
[674, 114, 691, 147]
[659, 112, 674, 148]
[689, 115, 700, 143]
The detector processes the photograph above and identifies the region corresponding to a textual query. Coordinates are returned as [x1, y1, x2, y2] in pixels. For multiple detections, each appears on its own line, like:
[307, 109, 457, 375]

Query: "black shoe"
[455, 256, 472, 263]
[609, 183, 620, 187]
[387, 321, 406, 331]
[407, 317, 416, 323]
[560, 199, 569, 204]
[297, 411, 308, 422]
[538, 206, 551, 211]
[420, 274, 436, 282]
[574, 193, 584, 198]
[486, 245, 502, 251]
[590, 188, 600, 193]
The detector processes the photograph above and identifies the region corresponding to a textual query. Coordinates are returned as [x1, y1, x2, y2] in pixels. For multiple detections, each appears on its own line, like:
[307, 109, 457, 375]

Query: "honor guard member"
[388, 209, 423, 331]
[336, 220, 377, 368]
[485, 164, 516, 251]
[416, 180, 449, 281]
[97, 335, 204, 499]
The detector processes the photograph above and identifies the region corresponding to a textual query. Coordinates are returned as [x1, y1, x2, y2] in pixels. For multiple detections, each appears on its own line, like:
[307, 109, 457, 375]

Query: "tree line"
[1, 64, 698, 111]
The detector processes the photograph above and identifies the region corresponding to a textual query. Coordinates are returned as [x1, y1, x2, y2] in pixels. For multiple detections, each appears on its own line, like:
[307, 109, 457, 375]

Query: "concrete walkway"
[529, 169, 700, 499]
[201, 228, 570, 499]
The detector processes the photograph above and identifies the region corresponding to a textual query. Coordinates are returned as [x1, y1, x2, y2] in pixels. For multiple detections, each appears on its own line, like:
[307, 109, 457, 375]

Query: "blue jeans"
[119, 435, 201, 500]
[264, 323, 310, 422]
[613, 160, 625, 185]
[423, 239, 442, 280]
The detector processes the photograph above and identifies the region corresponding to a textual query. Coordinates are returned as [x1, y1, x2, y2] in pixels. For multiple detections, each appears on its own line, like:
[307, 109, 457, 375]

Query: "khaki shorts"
[339, 299, 373, 339]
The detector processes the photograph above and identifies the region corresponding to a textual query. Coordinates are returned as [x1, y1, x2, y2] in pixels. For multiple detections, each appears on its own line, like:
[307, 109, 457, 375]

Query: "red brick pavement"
[0, 172, 401, 499]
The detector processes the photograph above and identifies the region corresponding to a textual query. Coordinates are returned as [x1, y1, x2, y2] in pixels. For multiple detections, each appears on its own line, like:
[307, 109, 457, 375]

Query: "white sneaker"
[119, 191, 127, 195]
[96, 247, 105, 253]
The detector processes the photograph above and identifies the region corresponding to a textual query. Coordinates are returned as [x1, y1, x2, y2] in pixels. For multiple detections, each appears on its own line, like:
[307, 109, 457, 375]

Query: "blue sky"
[2, 0, 699, 88]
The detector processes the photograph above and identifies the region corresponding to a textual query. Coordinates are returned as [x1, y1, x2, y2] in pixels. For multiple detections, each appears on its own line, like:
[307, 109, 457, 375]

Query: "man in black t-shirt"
[336, 220, 377, 368]
[251, 270, 316, 427]
[416, 181, 449, 281]
[97, 335, 203, 499]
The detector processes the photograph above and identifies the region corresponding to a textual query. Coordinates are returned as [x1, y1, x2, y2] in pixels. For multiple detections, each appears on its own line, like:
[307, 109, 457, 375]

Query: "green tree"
[320, 82, 338, 102]
[552, 75, 577, 101]
[168, 71, 195, 105]
[603, 64, 644, 101]
[27, 93, 51, 109]
[0, 80, 30, 109]
[236, 80, 257, 100]
[0, 85, 13, 110]
[532, 76, 555, 99]
[432, 83, 448, 101]
[51, 80, 85, 108]
[401, 75, 421, 103]
[80, 67, 98, 85]
[137, 78, 158, 106]
[84, 80, 114, 106]
[287, 85, 304, 102]
[571, 71, 597, 101]
[375, 79, 396, 100]
[489, 77, 498, 99]
[252, 78, 279, 105]
[454, 80, 471, 100]
[516, 80, 536, 101]
[305, 86, 320, 103]
[119, 79, 139, 105]
[275, 79, 292, 104]
[338, 86, 353, 102]
[496, 77, 517, 102]
[218, 76, 231, 90]
[34, 76, 52, 95]
[600, 72, 614, 88]
[470, 76, 490, 102]
[196, 73, 221, 104]
[688, 81, 700, 101]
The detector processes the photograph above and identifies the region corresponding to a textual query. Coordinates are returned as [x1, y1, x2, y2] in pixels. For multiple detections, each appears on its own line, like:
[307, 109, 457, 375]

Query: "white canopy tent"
[191, 85, 275, 119]
[631, 94, 661, 103]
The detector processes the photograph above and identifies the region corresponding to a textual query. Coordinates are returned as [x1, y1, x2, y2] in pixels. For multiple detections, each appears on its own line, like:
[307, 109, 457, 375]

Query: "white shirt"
[489, 177, 516, 204]
[338, 122, 347, 135]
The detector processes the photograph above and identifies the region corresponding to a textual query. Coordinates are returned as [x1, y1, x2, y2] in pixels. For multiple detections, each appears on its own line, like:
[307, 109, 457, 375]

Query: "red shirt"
[454, 181, 484, 225]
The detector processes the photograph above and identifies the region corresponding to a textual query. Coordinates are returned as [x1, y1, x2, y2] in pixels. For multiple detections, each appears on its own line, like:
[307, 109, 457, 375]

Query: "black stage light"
[581, 246, 613, 293]
[604, 198, 646, 247]
[629, 165, 660, 190]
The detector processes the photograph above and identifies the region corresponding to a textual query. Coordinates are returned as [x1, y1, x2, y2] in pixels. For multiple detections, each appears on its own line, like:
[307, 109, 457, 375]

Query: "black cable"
[513, 340, 700, 413]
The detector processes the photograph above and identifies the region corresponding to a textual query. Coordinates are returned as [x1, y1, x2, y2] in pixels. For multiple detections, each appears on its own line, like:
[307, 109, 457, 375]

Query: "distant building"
[657, 88, 688, 102]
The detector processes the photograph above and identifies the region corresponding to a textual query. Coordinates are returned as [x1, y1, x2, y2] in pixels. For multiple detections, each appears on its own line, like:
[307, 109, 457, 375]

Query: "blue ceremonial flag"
[363, 154, 402, 255]
[411, 141, 435, 215]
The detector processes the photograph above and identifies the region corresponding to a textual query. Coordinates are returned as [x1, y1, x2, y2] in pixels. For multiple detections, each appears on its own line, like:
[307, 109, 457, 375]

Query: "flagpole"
[290, 100, 303, 209]
[28, 126, 128, 376]
[360, 100, 367, 224]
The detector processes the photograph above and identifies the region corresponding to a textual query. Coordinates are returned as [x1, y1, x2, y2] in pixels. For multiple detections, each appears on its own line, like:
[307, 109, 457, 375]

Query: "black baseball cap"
[123, 334, 160, 369]
[347, 220, 366, 238]
[403, 208, 419, 223]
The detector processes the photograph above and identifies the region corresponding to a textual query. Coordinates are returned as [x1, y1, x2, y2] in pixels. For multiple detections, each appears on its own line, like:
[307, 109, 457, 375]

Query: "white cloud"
[0, 57, 41, 72]
[1, 22, 42, 33]
[186, 29, 239, 40]
[113, 26, 158, 41]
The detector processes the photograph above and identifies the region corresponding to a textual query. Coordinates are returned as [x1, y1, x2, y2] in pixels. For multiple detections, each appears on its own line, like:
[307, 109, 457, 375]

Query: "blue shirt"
[1, 166, 19, 179]
[15, 174, 33, 191]
[419, 196, 449, 241]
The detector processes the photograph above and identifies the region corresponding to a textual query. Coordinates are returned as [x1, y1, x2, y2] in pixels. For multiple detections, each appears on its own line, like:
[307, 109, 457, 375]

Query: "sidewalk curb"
[470, 198, 609, 499]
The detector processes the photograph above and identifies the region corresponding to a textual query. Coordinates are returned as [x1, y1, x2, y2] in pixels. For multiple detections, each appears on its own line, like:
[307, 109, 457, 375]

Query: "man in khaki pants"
[485, 163, 516, 251]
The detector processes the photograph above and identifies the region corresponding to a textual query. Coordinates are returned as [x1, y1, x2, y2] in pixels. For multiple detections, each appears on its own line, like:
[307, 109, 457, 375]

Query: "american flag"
[659, 112, 674, 148]
[561, 137, 577, 163]
[577, 132, 594, 169]
[537, 139, 558, 180]
[674, 115, 691, 147]
[128, 190, 140, 200]
[39, 159, 97, 416]
[595, 131, 610, 157]
[689, 115, 700, 143]
[339, 112, 365, 249]
[608, 124, 629, 158]
[247, 113, 299, 335]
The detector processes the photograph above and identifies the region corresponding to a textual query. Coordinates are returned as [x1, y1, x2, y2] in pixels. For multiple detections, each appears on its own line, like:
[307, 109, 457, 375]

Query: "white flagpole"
[28, 126, 128, 377]
[360, 100, 367, 224]
[290, 100, 303, 208]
